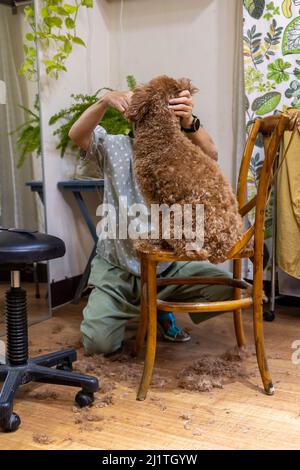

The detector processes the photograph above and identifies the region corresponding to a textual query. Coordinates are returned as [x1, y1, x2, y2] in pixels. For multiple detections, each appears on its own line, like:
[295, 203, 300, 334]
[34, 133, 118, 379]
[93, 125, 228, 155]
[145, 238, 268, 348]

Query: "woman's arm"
[185, 126, 218, 161]
[68, 91, 133, 150]
[169, 91, 218, 161]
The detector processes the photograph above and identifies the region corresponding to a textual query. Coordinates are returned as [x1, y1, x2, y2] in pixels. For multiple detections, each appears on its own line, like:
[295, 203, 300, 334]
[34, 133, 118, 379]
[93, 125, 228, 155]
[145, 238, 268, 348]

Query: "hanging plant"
[19, 0, 94, 81]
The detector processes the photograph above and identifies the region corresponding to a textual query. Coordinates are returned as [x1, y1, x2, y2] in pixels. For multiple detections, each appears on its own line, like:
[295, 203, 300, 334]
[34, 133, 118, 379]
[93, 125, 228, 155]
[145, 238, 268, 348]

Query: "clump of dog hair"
[177, 351, 249, 392]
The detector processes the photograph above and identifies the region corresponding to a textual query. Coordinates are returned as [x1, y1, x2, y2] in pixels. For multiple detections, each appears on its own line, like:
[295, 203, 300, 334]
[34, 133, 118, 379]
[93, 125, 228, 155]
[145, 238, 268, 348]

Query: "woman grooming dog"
[69, 80, 234, 356]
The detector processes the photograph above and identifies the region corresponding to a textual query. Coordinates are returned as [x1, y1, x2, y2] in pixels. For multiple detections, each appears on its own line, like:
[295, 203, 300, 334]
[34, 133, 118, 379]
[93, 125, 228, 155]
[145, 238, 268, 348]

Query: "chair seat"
[137, 246, 254, 262]
[0, 229, 66, 264]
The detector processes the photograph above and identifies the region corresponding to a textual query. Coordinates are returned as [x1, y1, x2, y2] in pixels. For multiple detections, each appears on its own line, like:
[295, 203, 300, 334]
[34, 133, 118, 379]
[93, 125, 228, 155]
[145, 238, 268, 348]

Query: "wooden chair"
[134, 114, 291, 401]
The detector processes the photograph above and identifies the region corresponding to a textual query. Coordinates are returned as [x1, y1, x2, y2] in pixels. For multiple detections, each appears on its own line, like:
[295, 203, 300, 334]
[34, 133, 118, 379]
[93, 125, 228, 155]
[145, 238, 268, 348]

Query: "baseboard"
[50, 275, 91, 308]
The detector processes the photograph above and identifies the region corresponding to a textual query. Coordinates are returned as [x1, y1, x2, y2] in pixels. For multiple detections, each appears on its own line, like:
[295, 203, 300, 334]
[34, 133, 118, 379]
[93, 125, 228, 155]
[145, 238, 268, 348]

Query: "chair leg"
[137, 259, 157, 401]
[233, 259, 246, 348]
[234, 309, 246, 347]
[253, 293, 274, 395]
[133, 256, 148, 357]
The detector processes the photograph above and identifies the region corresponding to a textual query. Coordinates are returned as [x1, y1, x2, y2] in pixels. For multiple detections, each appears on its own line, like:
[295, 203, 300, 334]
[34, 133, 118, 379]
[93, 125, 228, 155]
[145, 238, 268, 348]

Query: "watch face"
[181, 115, 200, 133]
[193, 117, 200, 131]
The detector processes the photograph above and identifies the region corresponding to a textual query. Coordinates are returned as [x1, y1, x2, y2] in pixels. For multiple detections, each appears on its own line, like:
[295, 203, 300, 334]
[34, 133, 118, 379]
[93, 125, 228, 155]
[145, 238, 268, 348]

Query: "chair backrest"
[228, 114, 290, 260]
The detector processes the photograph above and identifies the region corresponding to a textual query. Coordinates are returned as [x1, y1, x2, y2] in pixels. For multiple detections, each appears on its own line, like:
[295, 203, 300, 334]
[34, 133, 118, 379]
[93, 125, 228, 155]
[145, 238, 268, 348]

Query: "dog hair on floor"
[125, 75, 243, 263]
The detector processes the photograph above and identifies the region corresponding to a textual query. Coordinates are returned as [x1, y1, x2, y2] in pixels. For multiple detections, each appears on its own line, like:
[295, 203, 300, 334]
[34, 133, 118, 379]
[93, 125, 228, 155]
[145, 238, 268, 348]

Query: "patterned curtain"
[243, 0, 300, 279]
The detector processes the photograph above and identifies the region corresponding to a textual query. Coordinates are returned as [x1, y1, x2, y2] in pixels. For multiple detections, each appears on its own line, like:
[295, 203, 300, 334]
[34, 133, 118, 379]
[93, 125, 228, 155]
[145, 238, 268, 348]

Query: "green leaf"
[28, 47, 36, 58]
[43, 59, 56, 66]
[26, 33, 35, 42]
[45, 16, 63, 28]
[127, 75, 137, 91]
[57, 6, 70, 15]
[243, 0, 265, 19]
[65, 18, 75, 29]
[294, 67, 300, 79]
[282, 17, 300, 55]
[63, 4, 78, 14]
[263, 13, 272, 21]
[285, 80, 300, 106]
[251, 91, 281, 115]
[20, 62, 30, 72]
[49, 5, 68, 16]
[24, 5, 34, 17]
[267, 58, 291, 83]
[41, 7, 49, 18]
[63, 40, 73, 54]
[81, 0, 94, 7]
[72, 36, 86, 46]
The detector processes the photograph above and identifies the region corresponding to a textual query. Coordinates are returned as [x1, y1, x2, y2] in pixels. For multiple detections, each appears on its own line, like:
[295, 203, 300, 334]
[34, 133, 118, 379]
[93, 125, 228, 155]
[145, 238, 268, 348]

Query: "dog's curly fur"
[125, 75, 243, 263]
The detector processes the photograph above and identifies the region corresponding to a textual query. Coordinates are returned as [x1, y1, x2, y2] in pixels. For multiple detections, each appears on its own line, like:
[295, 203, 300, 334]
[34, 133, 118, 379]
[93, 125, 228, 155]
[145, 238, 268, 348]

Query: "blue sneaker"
[157, 312, 191, 342]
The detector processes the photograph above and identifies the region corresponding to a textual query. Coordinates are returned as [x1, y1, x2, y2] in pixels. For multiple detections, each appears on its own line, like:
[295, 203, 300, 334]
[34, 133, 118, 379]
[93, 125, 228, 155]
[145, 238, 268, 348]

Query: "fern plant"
[11, 95, 41, 169]
[50, 75, 136, 158]
[14, 75, 137, 166]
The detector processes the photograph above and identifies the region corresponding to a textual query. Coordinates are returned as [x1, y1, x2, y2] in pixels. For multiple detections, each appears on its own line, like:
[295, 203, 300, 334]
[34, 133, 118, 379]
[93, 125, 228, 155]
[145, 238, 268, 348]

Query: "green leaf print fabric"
[243, 0, 300, 278]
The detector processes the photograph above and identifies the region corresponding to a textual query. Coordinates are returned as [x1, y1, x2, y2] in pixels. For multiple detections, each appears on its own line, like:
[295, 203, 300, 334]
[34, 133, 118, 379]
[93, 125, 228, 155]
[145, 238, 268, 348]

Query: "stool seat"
[0, 230, 65, 264]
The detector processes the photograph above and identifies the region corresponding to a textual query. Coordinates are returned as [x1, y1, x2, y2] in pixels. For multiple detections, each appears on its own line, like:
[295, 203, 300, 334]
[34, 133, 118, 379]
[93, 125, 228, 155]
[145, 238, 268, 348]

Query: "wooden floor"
[1, 295, 300, 450]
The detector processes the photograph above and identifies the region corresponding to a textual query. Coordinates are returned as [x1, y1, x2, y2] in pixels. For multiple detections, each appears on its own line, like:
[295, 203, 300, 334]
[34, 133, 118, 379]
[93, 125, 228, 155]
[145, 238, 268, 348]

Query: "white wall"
[40, 0, 243, 286]
[107, 0, 241, 182]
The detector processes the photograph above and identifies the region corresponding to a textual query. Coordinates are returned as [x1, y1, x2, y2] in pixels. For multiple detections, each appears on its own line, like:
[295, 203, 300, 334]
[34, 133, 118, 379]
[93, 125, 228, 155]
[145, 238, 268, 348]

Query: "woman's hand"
[103, 90, 133, 114]
[169, 90, 194, 128]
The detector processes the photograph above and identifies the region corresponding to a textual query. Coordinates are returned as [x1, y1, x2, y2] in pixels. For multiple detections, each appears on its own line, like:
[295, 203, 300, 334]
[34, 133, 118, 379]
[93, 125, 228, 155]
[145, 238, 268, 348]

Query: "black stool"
[0, 228, 99, 432]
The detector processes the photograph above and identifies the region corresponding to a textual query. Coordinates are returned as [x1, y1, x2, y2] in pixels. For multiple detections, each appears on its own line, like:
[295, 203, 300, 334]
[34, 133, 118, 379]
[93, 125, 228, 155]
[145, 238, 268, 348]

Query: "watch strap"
[181, 115, 201, 133]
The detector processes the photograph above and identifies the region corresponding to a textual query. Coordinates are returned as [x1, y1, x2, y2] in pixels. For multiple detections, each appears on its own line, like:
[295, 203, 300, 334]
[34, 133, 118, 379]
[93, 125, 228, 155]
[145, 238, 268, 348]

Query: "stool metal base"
[0, 348, 99, 432]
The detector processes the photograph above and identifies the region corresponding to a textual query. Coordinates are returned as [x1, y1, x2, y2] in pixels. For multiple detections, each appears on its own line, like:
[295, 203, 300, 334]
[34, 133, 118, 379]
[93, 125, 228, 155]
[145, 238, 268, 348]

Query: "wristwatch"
[181, 114, 201, 133]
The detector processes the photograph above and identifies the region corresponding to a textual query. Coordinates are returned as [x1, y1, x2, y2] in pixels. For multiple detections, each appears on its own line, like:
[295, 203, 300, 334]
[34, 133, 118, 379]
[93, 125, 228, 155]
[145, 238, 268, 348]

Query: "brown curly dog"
[125, 75, 243, 263]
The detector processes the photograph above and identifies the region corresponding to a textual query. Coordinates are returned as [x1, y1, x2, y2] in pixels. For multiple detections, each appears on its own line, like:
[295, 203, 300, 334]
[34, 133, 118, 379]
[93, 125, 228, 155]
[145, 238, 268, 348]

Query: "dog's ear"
[177, 77, 198, 96]
[124, 85, 150, 123]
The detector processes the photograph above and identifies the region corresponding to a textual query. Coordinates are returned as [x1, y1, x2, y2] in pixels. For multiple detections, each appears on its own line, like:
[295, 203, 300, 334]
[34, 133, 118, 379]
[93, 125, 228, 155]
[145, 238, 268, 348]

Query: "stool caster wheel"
[1, 412, 21, 433]
[75, 390, 94, 408]
[56, 360, 73, 372]
[263, 310, 275, 322]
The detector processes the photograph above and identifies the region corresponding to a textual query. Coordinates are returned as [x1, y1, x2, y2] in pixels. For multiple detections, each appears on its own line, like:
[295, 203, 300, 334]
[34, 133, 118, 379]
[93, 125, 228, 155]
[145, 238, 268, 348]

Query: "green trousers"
[81, 255, 233, 355]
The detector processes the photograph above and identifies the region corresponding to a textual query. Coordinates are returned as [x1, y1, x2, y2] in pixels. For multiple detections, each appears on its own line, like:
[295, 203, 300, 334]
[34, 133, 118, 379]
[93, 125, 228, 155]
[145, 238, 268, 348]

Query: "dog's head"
[125, 75, 198, 123]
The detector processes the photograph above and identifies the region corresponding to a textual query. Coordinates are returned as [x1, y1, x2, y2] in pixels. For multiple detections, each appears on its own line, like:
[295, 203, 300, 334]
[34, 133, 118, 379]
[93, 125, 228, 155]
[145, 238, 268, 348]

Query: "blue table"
[27, 179, 104, 303]
[57, 180, 104, 243]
